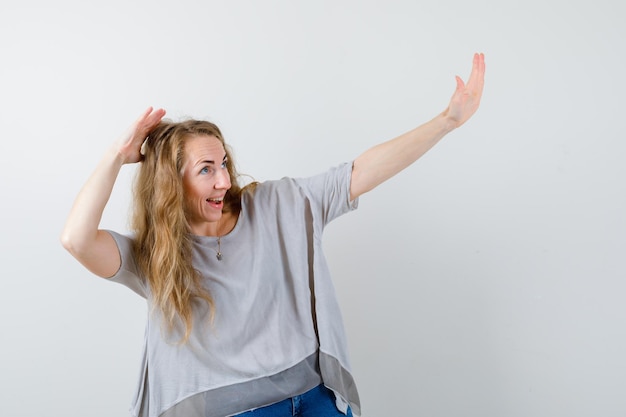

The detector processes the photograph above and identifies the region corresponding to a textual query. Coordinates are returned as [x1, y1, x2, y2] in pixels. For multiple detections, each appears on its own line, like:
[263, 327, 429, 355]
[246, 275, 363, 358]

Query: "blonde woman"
[61, 53, 485, 417]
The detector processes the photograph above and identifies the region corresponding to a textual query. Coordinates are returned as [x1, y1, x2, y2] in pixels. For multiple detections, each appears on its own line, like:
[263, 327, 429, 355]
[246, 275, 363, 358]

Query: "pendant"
[216, 236, 223, 260]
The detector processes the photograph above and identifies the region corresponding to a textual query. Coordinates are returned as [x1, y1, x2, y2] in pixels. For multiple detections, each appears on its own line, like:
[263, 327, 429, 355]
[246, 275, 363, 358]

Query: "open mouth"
[206, 197, 224, 208]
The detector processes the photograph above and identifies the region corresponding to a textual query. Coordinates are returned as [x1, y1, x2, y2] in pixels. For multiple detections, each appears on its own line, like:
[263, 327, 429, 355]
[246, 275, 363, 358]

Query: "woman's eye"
[200, 167, 211, 174]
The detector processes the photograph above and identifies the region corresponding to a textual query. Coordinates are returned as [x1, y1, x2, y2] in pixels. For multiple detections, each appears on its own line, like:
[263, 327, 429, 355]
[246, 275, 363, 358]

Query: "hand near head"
[117, 107, 166, 164]
[444, 53, 485, 128]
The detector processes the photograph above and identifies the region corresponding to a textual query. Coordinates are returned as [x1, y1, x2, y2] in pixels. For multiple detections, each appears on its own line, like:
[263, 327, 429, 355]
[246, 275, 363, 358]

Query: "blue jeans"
[233, 385, 353, 417]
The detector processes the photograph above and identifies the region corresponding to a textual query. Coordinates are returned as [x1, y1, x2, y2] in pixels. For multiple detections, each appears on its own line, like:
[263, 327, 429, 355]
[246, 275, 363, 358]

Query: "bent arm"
[60, 107, 166, 278]
[60, 149, 126, 278]
[350, 53, 485, 200]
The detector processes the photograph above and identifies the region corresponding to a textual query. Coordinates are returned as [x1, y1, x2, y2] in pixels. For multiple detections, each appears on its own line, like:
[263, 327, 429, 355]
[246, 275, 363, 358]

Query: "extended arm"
[350, 53, 485, 200]
[60, 107, 166, 278]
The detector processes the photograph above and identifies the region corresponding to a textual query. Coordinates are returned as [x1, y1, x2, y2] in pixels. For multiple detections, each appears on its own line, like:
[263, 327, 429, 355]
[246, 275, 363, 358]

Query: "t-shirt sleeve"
[104, 230, 148, 299]
[293, 162, 359, 226]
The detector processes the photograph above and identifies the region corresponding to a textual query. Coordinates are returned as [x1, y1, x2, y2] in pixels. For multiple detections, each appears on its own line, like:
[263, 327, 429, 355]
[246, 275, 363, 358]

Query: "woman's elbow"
[60, 229, 80, 257]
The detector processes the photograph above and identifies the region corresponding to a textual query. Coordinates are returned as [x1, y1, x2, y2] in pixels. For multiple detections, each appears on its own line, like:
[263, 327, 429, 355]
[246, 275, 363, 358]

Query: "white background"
[1, 1, 625, 416]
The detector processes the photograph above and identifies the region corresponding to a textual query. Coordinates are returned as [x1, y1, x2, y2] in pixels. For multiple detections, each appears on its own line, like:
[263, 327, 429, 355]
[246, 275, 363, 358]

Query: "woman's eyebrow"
[196, 159, 216, 166]
[195, 154, 227, 166]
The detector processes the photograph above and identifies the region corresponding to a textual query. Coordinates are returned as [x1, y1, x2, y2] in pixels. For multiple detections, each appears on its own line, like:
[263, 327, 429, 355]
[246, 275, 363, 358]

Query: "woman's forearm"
[350, 53, 485, 200]
[350, 113, 456, 200]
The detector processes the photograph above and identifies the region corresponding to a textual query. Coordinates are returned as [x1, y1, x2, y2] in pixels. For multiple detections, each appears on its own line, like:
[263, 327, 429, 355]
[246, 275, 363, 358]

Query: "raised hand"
[350, 53, 486, 199]
[116, 107, 166, 164]
[444, 53, 485, 128]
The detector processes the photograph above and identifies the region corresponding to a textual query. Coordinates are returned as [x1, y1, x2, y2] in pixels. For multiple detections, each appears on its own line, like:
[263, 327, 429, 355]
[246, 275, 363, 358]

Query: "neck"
[213, 211, 238, 237]
[188, 209, 240, 237]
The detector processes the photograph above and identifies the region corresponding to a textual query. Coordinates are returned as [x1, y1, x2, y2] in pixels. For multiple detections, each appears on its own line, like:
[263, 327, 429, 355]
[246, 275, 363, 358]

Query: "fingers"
[147, 107, 166, 124]
[141, 106, 154, 118]
[139, 106, 166, 125]
[134, 106, 155, 128]
[134, 107, 166, 137]
[467, 53, 485, 95]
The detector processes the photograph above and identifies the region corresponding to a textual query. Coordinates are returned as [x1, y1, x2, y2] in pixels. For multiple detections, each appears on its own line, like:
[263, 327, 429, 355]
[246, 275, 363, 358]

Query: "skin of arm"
[350, 53, 485, 200]
[60, 107, 166, 278]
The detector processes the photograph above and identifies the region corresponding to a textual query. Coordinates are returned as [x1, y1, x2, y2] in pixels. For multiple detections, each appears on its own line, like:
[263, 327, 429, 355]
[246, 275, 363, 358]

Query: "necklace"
[214, 213, 236, 261]
[216, 236, 223, 261]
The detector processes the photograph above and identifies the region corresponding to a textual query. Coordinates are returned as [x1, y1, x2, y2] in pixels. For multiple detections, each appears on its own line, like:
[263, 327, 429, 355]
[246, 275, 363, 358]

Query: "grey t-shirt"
[108, 162, 361, 417]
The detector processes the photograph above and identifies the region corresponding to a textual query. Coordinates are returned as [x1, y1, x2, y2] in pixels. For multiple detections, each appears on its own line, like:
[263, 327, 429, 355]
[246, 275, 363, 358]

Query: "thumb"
[455, 75, 465, 93]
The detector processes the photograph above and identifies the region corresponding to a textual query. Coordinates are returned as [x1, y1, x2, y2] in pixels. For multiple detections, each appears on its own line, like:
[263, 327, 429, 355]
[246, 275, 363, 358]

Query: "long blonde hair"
[131, 119, 250, 343]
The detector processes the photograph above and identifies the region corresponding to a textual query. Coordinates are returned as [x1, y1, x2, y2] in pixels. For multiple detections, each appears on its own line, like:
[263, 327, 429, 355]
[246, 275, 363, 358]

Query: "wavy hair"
[131, 119, 251, 343]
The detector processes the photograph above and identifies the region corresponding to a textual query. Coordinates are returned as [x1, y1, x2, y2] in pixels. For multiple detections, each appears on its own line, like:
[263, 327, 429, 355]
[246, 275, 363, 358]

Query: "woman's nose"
[215, 168, 231, 189]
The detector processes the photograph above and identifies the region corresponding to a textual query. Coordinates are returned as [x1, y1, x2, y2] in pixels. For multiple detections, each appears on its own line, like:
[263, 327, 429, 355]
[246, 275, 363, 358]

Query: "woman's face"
[181, 134, 231, 234]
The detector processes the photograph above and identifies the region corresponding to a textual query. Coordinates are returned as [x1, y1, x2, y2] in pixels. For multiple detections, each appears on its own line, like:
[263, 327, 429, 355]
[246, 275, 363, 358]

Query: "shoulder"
[248, 163, 353, 198]
[242, 163, 356, 215]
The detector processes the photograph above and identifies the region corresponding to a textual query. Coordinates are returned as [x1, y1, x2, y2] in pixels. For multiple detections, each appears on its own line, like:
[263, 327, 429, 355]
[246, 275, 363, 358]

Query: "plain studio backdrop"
[1, 1, 624, 416]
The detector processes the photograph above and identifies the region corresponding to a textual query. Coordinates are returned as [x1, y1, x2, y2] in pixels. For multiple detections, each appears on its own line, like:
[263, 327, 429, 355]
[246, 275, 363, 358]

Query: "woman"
[61, 53, 485, 417]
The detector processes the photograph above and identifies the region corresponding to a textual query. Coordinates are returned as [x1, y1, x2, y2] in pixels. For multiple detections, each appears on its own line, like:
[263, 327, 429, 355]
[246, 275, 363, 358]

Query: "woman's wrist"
[437, 110, 460, 134]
